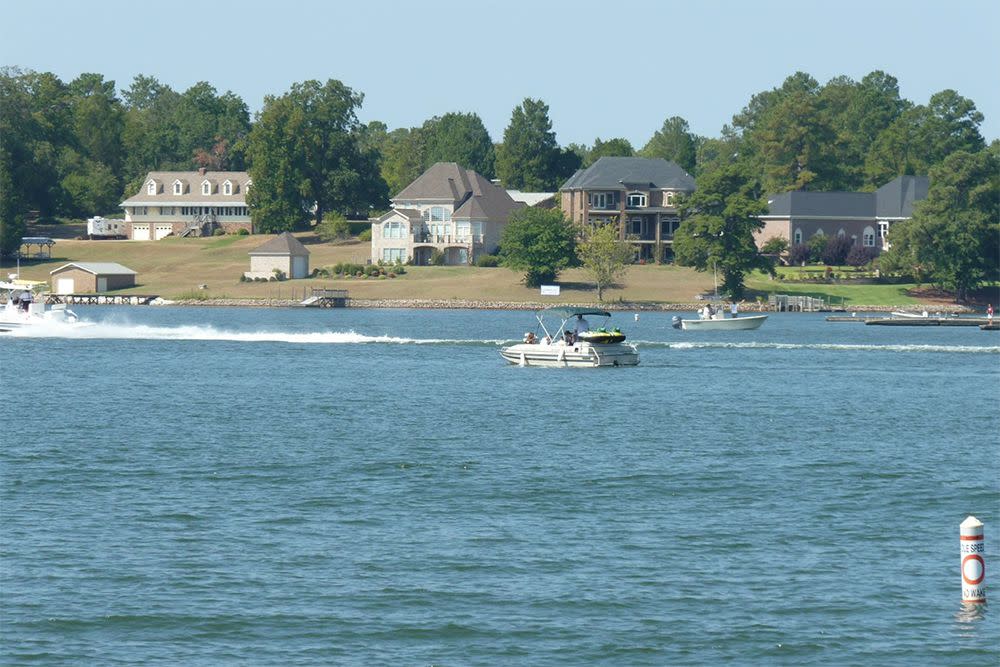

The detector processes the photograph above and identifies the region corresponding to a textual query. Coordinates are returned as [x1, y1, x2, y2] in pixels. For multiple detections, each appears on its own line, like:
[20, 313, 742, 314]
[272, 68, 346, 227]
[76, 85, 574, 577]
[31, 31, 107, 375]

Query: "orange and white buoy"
[960, 516, 986, 603]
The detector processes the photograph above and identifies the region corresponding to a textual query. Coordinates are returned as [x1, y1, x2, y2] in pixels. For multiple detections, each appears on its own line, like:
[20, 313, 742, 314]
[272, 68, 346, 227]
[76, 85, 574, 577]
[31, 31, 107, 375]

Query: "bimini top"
[544, 307, 612, 320]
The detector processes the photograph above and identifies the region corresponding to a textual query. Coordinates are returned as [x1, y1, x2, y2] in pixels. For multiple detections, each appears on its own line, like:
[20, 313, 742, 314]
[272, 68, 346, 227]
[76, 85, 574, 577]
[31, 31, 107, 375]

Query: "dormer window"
[223, 180, 233, 195]
[626, 192, 647, 208]
[173, 180, 183, 195]
[201, 180, 211, 196]
[146, 181, 156, 195]
[664, 191, 676, 207]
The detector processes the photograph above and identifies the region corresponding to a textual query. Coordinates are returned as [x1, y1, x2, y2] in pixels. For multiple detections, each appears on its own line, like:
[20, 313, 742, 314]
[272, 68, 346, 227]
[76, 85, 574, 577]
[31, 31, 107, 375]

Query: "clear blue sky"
[4, 0, 998, 146]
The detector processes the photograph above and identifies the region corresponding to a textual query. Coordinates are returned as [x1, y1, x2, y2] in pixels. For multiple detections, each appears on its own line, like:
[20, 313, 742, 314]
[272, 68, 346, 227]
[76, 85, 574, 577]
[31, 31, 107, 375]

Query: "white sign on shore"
[540, 285, 560, 296]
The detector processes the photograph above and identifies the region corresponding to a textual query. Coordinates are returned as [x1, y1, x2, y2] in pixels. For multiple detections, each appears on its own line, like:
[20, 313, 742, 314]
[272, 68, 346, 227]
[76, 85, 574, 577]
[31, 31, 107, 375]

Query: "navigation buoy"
[960, 516, 986, 603]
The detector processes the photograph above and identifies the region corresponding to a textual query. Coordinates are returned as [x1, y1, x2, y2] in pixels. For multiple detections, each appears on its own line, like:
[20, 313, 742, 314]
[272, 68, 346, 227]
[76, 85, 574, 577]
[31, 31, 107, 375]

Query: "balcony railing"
[412, 233, 484, 244]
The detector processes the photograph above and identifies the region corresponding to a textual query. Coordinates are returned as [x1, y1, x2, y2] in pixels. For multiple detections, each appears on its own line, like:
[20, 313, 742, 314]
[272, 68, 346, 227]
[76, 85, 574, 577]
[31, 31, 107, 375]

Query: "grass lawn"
[4, 230, 978, 306]
[4, 232, 716, 303]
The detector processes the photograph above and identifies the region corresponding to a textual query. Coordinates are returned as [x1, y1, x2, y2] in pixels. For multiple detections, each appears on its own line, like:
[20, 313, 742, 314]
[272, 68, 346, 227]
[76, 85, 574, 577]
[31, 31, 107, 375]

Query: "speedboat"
[500, 307, 639, 367]
[0, 280, 80, 331]
[672, 306, 767, 331]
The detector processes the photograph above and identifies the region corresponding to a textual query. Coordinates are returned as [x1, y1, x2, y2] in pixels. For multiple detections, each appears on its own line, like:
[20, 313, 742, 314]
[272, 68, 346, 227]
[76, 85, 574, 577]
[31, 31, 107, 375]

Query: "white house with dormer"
[120, 168, 253, 239]
[371, 162, 525, 265]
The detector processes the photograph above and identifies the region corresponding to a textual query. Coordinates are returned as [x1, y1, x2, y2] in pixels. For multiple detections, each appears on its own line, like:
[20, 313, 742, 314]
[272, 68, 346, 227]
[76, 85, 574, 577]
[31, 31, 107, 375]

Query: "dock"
[865, 317, 989, 327]
[300, 288, 349, 308]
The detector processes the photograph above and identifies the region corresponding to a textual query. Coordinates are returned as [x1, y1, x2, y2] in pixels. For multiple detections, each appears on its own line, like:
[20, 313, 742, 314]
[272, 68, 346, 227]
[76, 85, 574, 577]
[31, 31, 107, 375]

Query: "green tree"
[376, 126, 426, 196]
[640, 116, 697, 172]
[422, 112, 495, 177]
[246, 79, 388, 233]
[496, 98, 563, 190]
[499, 207, 577, 287]
[674, 162, 771, 299]
[865, 90, 985, 186]
[577, 222, 634, 300]
[883, 149, 999, 301]
[585, 137, 633, 166]
[314, 211, 351, 243]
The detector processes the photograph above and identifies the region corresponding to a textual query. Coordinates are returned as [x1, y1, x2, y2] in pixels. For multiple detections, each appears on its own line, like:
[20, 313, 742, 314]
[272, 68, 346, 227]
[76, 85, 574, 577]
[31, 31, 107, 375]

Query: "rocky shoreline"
[163, 297, 973, 313]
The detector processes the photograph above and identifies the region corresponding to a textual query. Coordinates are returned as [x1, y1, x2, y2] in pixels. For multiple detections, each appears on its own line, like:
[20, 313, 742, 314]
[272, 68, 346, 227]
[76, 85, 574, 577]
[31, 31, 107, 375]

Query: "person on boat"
[19, 290, 31, 312]
[564, 330, 575, 345]
[574, 314, 590, 335]
[524, 332, 537, 344]
[989, 304, 994, 323]
[730, 302, 739, 318]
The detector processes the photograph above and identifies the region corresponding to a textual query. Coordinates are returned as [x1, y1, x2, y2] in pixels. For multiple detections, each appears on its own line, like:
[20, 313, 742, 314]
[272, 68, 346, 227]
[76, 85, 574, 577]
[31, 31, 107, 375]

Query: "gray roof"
[393, 162, 524, 222]
[875, 175, 929, 218]
[50, 262, 136, 275]
[559, 157, 696, 191]
[248, 232, 309, 256]
[766, 175, 929, 219]
[122, 170, 251, 205]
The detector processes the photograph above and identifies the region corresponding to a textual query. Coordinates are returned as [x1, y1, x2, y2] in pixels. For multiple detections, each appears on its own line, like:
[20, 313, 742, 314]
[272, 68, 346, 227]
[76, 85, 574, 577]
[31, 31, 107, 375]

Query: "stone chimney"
[198, 167, 207, 176]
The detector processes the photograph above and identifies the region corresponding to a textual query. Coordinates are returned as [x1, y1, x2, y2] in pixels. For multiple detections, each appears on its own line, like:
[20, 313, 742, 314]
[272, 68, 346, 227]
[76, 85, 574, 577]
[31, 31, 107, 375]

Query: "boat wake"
[635, 340, 1000, 354]
[4, 321, 507, 346]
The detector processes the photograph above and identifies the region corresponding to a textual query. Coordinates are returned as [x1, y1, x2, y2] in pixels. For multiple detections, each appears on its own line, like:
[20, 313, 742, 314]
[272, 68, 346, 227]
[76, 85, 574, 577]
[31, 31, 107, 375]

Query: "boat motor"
[671, 315, 682, 329]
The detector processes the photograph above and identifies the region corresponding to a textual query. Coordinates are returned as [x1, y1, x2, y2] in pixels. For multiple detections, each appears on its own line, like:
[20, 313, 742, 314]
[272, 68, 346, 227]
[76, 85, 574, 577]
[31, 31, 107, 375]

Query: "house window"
[173, 181, 182, 195]
[664, 192, 675, 207]
[471, 222, 483, 239]
[223, 181, 232, 195]
[629, 217, 643, 235]
[863, 226, 876, 247]
[147, 181, 156, 195]
[382, 221, 405, 239]
[590, 192, 616, 209]
[837, 229, 845, 237]
[202, 181, 211, 195]
[161, 207, 173, 215]
[456, 222, 471, 240]
[382, 248, 405, 262]
[430, 206, 450, 222]
[627, 193, 647, 208]
[814, 229, 824, 237]
[793, 228, 803, 245]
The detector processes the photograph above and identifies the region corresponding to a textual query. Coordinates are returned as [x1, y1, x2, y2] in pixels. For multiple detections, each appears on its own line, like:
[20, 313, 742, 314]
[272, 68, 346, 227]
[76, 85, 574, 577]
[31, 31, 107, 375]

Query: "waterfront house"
[246, 232, 310, 280]
[756, 175, 929, 252]
[50, 262, 137, 294]
[371, 162, 525, 265]
[120, 168, 253, 240]
[559, 157, 697, 263]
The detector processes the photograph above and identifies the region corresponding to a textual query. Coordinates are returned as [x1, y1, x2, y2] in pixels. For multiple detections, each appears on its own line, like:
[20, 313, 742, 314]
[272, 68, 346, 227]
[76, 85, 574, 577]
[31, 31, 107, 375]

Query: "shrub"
[846, 245, 880, 267]
[315, 213, 351, 243]
[760, 237, 789, 255]
[807, 235, 828, 263]
[358, 228, 372, 242]
[788, 243, 811, 266]
[430, 249, 445, 266]
[236, 228, 249, 235]
[213, 228, 226, 236]
[475, 254, 499, 267]
[820, 236, 853, 266]
[272, 269, 287, 281]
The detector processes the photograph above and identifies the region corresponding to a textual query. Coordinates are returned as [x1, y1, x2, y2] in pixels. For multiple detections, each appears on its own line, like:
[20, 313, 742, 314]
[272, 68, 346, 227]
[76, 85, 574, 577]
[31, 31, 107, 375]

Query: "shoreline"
[159, 298, 975, 313]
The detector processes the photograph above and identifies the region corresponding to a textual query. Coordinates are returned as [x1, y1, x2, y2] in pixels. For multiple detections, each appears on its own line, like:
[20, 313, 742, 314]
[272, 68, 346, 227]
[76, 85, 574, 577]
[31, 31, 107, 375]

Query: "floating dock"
[300, 288, 349, 308]
[865, 317, 989, 327]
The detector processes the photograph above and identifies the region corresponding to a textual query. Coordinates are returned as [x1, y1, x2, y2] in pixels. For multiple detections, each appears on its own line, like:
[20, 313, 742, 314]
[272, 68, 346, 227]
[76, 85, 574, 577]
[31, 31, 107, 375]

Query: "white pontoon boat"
[500, 307, 639, 367]
[0, 280, 80, 331]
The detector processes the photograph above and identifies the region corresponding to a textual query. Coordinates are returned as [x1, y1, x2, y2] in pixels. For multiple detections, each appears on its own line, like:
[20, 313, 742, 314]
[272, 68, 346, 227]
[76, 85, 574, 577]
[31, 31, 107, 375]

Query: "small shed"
[246, 232, 310, 279]
[50, 262, 137, 294]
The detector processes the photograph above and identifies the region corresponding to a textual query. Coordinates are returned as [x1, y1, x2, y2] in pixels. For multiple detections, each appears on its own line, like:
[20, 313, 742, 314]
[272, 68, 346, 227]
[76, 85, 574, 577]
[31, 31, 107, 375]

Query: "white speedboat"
[0, 281, 80, 331]
[500, 307, 639, 367]
[672, 308, 767, 331]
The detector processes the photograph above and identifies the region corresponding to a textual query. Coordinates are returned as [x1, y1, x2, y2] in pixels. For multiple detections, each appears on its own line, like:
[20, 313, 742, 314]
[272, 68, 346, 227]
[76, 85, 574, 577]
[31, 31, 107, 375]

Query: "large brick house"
[120, 168, 253, 240]
[756, 175, 929, 252]
[560, 157, 696, 263]
[371, 162, 525, 265]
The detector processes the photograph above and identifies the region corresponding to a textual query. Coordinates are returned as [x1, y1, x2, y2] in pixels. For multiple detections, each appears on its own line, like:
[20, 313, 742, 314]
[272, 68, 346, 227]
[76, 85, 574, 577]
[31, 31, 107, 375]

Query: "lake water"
[2, 307, 998, 665]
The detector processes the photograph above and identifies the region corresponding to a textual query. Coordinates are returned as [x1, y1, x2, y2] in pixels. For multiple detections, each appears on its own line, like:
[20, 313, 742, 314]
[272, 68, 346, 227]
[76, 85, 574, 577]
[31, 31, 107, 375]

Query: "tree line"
[1, 67, 996, 299]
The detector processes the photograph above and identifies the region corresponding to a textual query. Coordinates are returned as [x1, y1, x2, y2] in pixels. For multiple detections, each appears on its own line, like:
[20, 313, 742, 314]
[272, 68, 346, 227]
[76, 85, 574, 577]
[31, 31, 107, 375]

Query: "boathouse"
[50, 262, 137, 294]
[246, 232, 310, 279]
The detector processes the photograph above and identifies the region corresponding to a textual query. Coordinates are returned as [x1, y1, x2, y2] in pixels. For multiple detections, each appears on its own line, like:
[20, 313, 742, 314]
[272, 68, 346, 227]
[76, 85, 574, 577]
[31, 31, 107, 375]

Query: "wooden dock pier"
[300, 288, 349, 308]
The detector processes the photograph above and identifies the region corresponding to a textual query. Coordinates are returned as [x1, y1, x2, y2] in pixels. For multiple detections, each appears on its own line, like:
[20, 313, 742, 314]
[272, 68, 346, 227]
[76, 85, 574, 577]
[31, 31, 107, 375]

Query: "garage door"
[56, 278, 74, 295]
[97, 277, 108, 292]
[292, 256, 308, 279]
[132, 224, 150, 241]
[154, 224, 174, 240]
